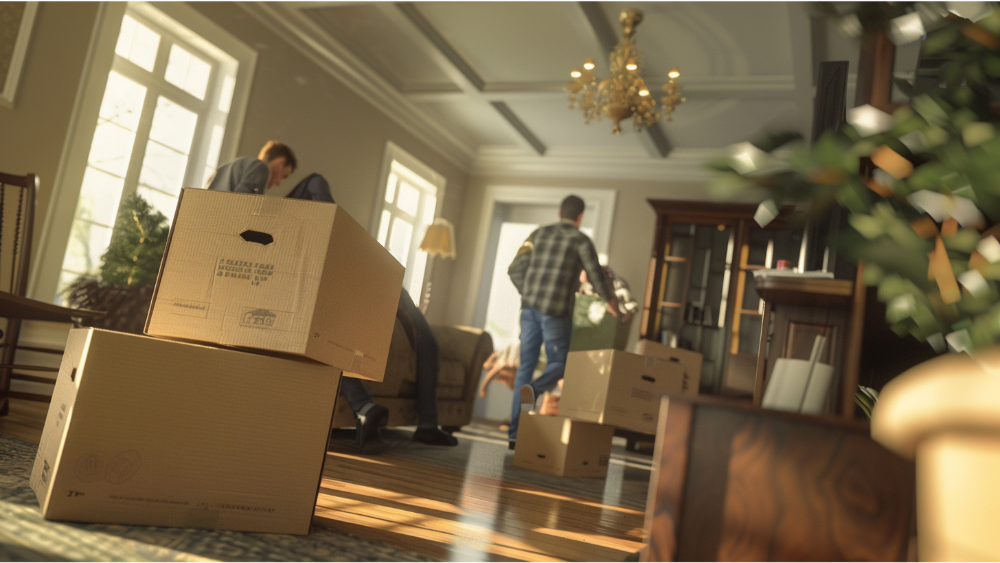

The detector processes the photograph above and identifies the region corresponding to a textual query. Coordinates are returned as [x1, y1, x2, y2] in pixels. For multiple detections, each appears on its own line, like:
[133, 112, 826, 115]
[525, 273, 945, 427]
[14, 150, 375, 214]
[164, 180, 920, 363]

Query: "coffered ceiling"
[241, 2, 921, 181]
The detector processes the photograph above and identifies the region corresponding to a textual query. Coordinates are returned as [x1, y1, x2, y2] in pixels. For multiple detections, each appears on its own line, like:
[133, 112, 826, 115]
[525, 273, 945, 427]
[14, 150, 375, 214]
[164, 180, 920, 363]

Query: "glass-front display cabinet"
[640, 200, 803, 396]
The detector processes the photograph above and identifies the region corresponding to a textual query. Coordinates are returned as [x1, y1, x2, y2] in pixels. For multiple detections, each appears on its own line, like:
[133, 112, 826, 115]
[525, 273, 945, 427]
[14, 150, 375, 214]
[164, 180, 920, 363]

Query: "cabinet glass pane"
[662, 261, 688, 305]
[772, 229, 803, 265]
[659, 306, 683, 342]
[747, 228, 771, 266]
[738, 314, 762, 354]
[742, 274, 761, 310]
[668, 234, 692, 258]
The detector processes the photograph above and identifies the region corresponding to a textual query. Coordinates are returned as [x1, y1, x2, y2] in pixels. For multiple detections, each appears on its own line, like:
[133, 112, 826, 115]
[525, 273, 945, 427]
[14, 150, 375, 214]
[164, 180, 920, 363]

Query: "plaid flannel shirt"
[507, 220, 615, 317]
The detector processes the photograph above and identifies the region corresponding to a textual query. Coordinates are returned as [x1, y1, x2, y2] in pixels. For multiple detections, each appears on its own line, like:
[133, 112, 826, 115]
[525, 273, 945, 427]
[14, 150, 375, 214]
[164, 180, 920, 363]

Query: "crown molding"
[237, 1, 476, 171]
[471, 146, 720, 182]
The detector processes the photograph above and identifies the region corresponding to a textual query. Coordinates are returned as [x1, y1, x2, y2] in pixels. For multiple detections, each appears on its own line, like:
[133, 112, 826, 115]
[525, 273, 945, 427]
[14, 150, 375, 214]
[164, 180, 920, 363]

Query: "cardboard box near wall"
[570, 293, 633, 352]
[632, 339, 704, 391]
[559, 349, 694, 435]
[145, 189, 403, 382]
[512, 412, 615, 478]
[30, 328, 341, 535]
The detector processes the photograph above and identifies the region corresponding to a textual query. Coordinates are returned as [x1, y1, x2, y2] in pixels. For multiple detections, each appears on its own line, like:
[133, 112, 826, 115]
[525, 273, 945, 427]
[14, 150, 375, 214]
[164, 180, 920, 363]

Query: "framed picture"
[0, 2, 38, 109]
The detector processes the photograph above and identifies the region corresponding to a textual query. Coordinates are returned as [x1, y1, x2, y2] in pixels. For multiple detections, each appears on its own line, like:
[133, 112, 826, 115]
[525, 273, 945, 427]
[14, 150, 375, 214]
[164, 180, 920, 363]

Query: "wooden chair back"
[0, 172, 36, 299]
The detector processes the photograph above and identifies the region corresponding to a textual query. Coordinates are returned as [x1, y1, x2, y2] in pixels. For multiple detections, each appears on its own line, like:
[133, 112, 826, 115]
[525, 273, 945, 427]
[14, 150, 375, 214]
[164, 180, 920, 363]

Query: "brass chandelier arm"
[564, 8, 685, 134]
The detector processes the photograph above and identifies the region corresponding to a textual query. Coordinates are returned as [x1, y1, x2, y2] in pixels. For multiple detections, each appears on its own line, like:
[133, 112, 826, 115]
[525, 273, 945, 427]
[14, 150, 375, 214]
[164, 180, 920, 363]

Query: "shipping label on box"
[559, 349, 690, 435]
[30, 328, 341, 535]
[512, 412, 615, 478]
[145, 189, 403, 381]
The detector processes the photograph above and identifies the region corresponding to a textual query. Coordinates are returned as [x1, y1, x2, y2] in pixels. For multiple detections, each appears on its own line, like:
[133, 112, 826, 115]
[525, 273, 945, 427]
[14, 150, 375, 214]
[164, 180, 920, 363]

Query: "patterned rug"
[0, 434, 436, 562]
[2, 423, 652, 562]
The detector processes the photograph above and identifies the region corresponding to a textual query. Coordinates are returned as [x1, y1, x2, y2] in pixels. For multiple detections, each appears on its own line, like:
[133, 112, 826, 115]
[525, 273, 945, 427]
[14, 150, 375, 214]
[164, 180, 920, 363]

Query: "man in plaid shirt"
[506, 195, 621, 447]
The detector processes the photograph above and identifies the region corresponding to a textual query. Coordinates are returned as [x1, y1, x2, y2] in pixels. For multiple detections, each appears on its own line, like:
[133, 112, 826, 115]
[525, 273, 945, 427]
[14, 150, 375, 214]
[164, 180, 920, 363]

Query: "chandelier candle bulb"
[564, 8, 685, 133]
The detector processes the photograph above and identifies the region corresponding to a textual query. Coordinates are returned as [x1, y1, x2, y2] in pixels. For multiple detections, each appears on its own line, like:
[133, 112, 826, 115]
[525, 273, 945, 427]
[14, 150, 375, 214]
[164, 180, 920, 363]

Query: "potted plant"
[709, 3, 1000, 560]
[66, 194, 169, 334]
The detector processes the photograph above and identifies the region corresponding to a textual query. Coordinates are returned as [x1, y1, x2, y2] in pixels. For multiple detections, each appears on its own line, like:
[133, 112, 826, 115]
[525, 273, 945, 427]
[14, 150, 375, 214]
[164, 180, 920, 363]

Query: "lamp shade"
[419, 218, 456, 259]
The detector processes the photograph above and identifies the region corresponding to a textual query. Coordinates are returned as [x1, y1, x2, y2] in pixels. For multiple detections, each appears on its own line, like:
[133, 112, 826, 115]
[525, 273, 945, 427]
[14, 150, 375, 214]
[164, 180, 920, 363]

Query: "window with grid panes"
[57, 4, 240, 299]
[376, 160, 441, 302]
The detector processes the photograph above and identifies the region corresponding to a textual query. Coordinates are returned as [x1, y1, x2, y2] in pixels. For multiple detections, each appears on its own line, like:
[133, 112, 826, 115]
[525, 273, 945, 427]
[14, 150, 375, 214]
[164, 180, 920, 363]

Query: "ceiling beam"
[387, 2, 547, 156]
[394, 2, 485, 91]
[403, 77, 799, 102]
[491, 102, 547, 155]
[575, 2, 672, 158]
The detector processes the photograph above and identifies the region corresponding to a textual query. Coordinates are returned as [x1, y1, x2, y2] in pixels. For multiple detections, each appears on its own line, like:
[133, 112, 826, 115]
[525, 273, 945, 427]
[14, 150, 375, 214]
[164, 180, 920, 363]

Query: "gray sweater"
[205, 157, 269, 194]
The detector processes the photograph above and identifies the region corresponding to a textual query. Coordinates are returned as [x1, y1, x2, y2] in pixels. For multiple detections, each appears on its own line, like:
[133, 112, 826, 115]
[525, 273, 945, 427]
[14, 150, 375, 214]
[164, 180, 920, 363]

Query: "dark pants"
[340, 289, 440, 427]
[508, 307, 572, 441]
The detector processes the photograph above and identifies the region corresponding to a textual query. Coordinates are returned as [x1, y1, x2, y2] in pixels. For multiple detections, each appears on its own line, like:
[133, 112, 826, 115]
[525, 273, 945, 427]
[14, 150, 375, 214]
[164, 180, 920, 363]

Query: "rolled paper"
[871, 145, 914, 179]
[929, 235, 962, 304]
[910, 216, 939, 239]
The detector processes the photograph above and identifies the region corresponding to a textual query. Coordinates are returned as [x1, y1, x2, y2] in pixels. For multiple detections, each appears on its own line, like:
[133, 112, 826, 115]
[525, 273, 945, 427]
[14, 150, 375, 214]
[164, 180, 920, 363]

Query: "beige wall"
[0, 2, 100, 261]
[451, 174, 765, 347]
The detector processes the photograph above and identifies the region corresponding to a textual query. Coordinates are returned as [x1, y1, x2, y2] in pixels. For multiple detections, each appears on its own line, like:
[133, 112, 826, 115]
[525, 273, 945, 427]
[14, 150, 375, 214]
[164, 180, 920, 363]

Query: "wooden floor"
[1, 398, 646, 562]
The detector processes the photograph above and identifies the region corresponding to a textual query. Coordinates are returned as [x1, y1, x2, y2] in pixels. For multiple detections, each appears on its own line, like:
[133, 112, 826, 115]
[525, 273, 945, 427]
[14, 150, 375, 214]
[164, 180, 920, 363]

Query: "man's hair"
[258, 141, 297, 172]
[559, 195, 585, 220]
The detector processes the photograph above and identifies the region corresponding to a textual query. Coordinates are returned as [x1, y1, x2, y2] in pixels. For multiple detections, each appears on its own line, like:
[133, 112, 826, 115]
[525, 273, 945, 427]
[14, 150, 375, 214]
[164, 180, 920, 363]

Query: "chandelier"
[565, 8, 685, 134]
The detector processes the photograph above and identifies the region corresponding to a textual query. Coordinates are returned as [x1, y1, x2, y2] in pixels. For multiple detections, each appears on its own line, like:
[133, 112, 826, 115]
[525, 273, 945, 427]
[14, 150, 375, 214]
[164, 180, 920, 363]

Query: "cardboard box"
[632, 339, 703, 391]
[30, 328, 340, 535]
[570, 293, 632, 352]
[559, 349, 692, 435]
[145, 188, 403, 382]
[512, 412, 615, 478]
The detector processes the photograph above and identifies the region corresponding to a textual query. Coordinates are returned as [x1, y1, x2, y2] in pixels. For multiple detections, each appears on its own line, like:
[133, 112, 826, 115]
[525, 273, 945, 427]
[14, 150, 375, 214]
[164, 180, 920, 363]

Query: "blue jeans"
[508, 307, 572, 441]
[341, 289, 440, 427]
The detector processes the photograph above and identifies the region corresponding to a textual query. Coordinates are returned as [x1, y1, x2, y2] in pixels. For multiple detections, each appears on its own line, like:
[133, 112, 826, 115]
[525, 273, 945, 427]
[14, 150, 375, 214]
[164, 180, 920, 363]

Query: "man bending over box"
[286, 173, 458, 452]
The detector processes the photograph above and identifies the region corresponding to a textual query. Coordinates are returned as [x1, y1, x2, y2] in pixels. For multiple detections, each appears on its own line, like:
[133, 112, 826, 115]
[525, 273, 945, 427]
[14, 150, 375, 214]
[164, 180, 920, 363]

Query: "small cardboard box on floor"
[145, 188, 403, 382]
[30, 328, 340, 535]
[513, 412, 615, 478]
[559, 349, 700, 435]
[632, 339, 703, 389]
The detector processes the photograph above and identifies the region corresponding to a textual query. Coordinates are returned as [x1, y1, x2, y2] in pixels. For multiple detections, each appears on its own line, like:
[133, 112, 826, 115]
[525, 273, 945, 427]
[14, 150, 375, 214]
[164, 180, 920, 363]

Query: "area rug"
[0, 434, 436, 562]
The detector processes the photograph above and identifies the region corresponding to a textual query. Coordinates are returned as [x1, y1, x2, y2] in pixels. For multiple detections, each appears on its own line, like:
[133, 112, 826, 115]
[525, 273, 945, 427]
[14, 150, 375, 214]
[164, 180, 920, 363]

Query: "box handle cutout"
[70, 368, 77, 382]
[536, 454, 546, 459]
[240, 230, 274, 246]
[669, 357, 680, 362]
[642, 375, 656, 382]
[582, 461, 589, 465]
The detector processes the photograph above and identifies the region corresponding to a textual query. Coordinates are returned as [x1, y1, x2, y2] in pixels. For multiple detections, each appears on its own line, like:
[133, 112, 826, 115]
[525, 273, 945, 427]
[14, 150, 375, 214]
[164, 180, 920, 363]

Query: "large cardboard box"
[30, 328, 340, 535]
[569, 293, 632, 352]
[145, 189, 403, 382]
[512, 412, 615, 478]
[559, 349, 692, 435]
[632, 339, 703, 392]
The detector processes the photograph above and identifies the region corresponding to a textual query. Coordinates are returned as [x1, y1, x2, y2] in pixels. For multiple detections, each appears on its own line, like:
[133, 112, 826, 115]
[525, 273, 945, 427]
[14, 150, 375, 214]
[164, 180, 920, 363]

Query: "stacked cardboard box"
[31, 189, 403, 535]
[514, 343, 702, 478]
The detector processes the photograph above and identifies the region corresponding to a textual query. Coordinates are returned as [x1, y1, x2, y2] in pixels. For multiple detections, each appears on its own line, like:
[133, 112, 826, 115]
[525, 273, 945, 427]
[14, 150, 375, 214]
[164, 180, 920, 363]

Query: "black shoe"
[508, 441, 516, 450]
[356, 404, 388, 454]
[413, 427, 458, 446]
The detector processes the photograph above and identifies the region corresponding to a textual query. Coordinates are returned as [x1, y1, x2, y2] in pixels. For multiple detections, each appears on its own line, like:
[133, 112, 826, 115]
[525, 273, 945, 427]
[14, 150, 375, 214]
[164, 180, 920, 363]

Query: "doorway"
[472, 201, 600, 421]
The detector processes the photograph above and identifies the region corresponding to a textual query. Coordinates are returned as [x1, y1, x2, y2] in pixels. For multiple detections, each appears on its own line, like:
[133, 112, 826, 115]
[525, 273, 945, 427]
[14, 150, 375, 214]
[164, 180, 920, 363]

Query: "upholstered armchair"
[331, 315, 494, 432]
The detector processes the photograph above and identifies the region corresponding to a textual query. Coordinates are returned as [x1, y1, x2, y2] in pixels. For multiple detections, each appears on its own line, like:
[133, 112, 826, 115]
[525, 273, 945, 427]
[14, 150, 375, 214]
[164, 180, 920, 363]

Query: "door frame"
[465, 185, 617, 328]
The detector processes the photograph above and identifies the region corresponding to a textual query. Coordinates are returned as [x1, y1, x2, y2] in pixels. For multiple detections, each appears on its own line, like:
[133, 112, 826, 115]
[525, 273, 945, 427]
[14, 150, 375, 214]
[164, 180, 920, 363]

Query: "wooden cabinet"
[641, 200, 803, 396]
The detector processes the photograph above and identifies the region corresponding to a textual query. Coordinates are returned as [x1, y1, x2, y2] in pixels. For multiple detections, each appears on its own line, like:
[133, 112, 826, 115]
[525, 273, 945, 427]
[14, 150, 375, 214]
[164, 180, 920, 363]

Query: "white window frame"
[370, 142, 446, 302]
[29, 2, 256, 303]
